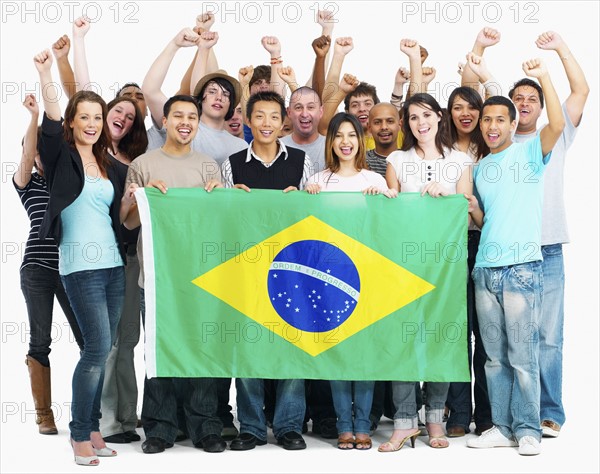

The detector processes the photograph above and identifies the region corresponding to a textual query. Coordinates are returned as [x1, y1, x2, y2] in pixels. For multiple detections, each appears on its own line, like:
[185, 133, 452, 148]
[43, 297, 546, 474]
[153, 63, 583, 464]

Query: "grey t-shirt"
[281, 134, 326, 173]
[125, 147, 221, 287]
[513, 103, 577, 245]
[147, 121, 247, 166]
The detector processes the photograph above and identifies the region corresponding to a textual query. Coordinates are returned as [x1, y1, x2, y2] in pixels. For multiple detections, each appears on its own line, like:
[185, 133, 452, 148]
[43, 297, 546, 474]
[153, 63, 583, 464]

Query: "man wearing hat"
[142, 29, 247, 163]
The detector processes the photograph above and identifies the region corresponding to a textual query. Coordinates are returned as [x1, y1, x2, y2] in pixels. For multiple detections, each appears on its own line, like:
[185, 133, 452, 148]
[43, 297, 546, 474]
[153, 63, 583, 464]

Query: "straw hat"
[192, 70, 242, 106]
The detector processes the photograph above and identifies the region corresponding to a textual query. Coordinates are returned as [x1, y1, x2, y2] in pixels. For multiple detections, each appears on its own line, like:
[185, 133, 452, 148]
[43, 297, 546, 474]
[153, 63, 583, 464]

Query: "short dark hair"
[482, 95, 517, 122]
[508, 78, 544, 108]
[344, 82, 379, 111]
[196, 77, 236, 120]
[115, 82, 142, 98]
[249, 65, 271, 88]
[246, 91, 286, 121]
[163, 95, 200, 118]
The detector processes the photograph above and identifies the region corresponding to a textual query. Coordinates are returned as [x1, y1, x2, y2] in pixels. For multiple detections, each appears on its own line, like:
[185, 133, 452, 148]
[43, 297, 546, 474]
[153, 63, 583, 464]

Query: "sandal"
[429, 436, 449, 448]
[426, 422, 449, 449]
[378, 429, 420, 452]
[354, 435, 372, 450]
[337, 435, 355, 450]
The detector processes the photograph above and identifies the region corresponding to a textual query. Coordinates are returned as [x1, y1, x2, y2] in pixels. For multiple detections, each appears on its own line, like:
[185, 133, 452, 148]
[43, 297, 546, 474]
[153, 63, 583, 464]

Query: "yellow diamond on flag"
[192, 216, 435, 356]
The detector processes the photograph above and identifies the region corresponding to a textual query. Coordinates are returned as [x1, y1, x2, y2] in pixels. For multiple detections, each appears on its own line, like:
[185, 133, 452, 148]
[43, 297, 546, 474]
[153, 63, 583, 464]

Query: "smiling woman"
[33, 48, 127, 466]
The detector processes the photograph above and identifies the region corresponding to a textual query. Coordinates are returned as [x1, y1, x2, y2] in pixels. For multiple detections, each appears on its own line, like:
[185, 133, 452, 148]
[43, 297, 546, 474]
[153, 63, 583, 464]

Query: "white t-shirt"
[386, 147, 473, 194]
[513, 103, 577, 245]
[307, 169, 388, 192]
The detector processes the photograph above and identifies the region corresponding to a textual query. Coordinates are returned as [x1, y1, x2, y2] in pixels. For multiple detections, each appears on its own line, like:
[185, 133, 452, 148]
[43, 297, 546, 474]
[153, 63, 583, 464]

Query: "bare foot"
[90, 431, 107, 450]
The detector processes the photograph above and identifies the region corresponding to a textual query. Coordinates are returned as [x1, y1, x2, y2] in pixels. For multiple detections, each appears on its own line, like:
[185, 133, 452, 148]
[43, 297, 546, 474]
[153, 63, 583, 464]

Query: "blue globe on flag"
[267, 240, 361, 332]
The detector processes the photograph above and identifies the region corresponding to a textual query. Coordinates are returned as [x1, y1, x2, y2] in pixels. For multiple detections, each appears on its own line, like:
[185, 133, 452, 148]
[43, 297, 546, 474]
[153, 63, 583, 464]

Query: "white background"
[1, 1, 598, 472]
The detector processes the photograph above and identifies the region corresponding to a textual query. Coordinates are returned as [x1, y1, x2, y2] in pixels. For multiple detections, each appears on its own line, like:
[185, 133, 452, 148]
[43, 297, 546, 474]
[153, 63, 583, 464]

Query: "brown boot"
[26, 355, 58, 434]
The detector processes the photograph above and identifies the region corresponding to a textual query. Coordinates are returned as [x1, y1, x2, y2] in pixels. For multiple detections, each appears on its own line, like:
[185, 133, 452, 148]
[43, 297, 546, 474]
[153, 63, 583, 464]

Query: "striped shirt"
[366, 149, 391, 177]
[13, 172, 59, 271]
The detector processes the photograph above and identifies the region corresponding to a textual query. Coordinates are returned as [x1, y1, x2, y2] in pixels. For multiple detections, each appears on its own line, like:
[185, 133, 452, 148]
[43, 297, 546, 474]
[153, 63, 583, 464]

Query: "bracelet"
[270, 56, 282, 64]
[391, 93, 403, 100]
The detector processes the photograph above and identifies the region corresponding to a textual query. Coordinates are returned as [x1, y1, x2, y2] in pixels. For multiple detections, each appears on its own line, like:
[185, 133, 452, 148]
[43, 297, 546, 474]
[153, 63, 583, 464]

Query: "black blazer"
[38, 113, 126, 265]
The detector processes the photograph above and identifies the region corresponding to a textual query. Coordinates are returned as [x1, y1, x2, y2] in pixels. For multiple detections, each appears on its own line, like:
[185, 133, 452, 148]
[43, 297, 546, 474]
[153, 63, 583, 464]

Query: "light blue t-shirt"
[474, 136, 551, 267]
[59, 175, 123, 275]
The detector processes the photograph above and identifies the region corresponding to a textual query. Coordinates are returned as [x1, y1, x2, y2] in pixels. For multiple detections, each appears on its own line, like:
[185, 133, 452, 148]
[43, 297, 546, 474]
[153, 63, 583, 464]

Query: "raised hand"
[196, 12, 215, 32]
[522, 58, 548, 78]
[535, 31, 564, 51]
[33, 50, 53, 73]
[422, 67, 437, 85]
[72, 16, 90, 38]
[396, 67, 410, 84]
[400, 38, 420, 60]
[277, 66, 297, 85]
[339, 73, 359, 94]
[52, 34, 70, 60]
[173, 28, 199, 48]
[466, 52, 490, 81]
[317, 9, 335, 34]
[334, 37, 353, 56]
[475, 27, 501, 48]
[198, 31, 219, 49]
[238, 65, 254, 87]
[312, 34, 331, 58]
[261, 36, 281, 56]
[22, 94, 39, 116]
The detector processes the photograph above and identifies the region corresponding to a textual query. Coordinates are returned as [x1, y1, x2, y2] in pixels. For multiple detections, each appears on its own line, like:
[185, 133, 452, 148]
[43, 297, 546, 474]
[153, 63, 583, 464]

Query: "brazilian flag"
[137, 188, 469, 382]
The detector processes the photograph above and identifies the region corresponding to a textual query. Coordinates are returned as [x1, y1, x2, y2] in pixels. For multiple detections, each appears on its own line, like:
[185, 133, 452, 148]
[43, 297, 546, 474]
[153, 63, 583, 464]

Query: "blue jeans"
[139, 289, 222, 444]
[20, 265, 84, 366]
[539, 244, 565, 426]
[391, 382, 449, 429]
[330, 381, 374, 435]
[235, 378, 305, 440]
[61, 266, 125, 441]
[473, 261, 543, 441]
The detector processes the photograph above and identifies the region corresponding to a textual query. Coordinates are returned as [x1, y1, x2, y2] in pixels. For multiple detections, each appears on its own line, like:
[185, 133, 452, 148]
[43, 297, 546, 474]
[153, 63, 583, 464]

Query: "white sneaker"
[518, 436, 541, 456]
[466, 426, 518, 448]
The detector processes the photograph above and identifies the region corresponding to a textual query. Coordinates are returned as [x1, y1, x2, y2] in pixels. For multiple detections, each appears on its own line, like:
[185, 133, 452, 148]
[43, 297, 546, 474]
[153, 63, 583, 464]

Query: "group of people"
[14, 11, 588, 465]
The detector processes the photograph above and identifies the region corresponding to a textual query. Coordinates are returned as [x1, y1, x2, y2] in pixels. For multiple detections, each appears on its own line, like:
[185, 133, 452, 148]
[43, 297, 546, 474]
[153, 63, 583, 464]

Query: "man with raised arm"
[509, 31, 589, 439]
[466, 58, 565, 456]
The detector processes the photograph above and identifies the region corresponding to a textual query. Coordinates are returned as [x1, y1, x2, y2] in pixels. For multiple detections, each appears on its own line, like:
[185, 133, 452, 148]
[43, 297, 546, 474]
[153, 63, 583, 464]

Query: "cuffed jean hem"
[393, 416, 418, 430]
[515, 429, 542, 443]
[425, 408, 446, 425]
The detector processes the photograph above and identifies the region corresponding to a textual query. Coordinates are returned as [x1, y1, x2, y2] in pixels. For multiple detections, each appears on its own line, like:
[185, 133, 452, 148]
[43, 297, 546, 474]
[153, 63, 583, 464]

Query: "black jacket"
[38, 113, 126, 264]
